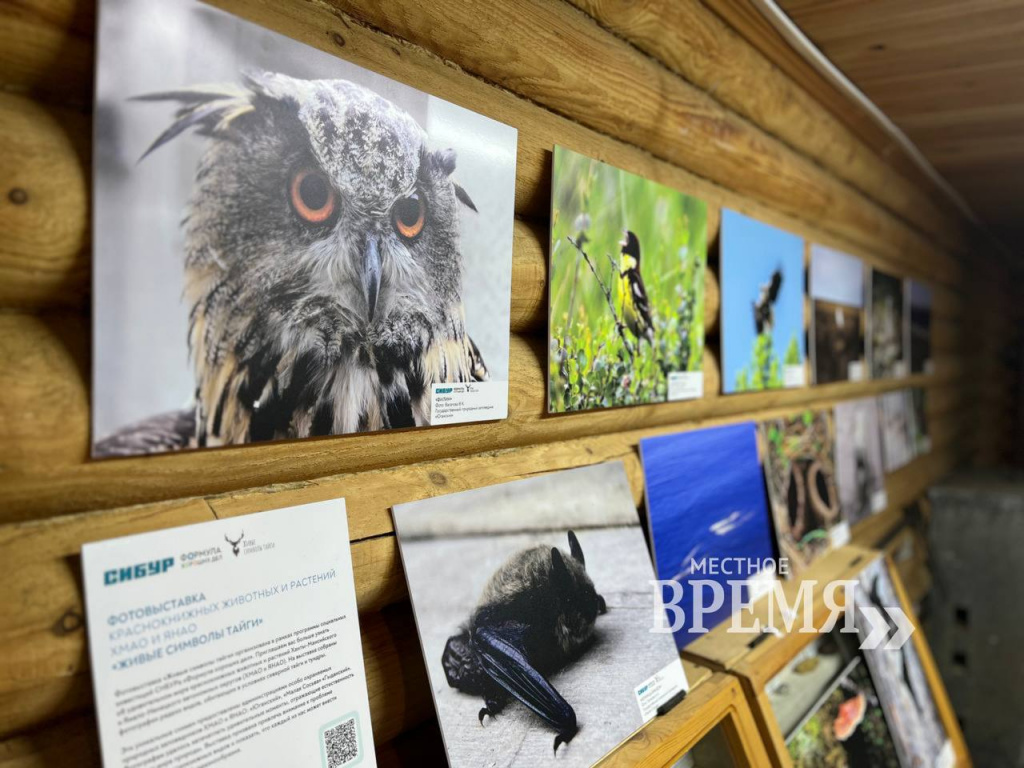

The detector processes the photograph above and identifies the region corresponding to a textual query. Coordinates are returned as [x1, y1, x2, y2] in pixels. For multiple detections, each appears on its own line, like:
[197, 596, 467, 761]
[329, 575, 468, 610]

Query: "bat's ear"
[567, 530, 585, 566]
[551, 547, 570, 585]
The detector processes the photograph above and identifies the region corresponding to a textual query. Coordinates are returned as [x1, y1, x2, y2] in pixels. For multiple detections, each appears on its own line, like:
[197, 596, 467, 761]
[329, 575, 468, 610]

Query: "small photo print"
[833, 398, 886, 526]
[721, 210, 806, 394]
[908, 280, 933, 375]
[907, 388, 930, 456]
[760, 410, 844, 577]
[92, 0, 516, 457]
[869, 270, 906, 379]
[548, 146, 708, 412]
[786, 656, 902, 767]
[640, 422, 776, 648]
[854, 558, 950, 768]
[392, 462, 687, 768]
[810, 245, 865, 385]
[878, 391, 914, 472]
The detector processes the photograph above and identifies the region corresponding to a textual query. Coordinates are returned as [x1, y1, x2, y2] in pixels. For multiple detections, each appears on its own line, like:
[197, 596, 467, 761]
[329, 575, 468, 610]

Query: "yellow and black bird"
[618, 230, 655, 346]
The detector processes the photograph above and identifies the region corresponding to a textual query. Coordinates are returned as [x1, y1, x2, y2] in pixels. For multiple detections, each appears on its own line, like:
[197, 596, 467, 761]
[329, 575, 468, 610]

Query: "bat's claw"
[553, 727, 578, 753]
[478, 707, 491, 725]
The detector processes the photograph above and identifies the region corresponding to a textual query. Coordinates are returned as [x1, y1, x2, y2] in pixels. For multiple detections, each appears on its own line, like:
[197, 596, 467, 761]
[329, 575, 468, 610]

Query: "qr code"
[322, 717, 359, 767]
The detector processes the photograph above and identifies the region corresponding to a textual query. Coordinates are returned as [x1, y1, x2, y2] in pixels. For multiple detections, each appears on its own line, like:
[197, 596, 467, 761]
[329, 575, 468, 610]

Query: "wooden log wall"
[0, 0, 1017, 763]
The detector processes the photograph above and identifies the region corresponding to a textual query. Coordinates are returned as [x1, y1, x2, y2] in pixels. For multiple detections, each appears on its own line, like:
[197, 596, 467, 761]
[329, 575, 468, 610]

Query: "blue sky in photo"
[810, 244, 863, 307]
[641, 422, 776, 648]
[721, 209, 806, 393]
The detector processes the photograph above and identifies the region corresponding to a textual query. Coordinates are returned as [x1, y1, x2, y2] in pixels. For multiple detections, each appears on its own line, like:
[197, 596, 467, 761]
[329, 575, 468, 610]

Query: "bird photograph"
[91, 0, 516, 457]
[548, 146, 708, 413]
[721, 209, 806, 393]
[392, 462, 689, 768]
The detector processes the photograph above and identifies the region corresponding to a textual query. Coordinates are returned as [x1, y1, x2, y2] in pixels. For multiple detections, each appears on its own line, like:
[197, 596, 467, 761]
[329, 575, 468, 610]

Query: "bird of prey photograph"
[392, 462, 689, 768]
[721, 209, 807, 394]
[91, 0, 516, 458]
[548, 146, 708, 413]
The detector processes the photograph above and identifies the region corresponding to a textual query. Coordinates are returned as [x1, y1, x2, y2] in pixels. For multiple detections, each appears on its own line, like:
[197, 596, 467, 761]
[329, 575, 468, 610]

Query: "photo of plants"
[760, 409, 844, 577]
[548, 146, 707, 412]
[787, 658, 901, 767]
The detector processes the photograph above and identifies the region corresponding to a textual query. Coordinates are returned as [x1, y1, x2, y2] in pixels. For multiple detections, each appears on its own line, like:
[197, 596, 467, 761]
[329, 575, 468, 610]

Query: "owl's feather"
[97, 72, 490, 457]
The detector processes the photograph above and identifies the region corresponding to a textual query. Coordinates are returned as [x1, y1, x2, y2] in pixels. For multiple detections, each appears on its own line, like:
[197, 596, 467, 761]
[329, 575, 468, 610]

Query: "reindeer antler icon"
[225, 532, 244, 557]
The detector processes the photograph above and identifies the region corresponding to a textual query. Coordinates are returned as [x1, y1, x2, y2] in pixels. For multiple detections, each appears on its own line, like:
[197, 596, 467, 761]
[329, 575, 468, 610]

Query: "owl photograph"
[547, 146, 708, 413]
[92, 0, 516, 458]
[721, 209, 807, 394]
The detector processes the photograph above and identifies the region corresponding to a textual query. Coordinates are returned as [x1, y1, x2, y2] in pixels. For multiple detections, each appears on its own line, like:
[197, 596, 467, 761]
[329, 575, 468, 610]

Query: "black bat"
[441, 530, 607, 753]
[753, 268, 783, 335]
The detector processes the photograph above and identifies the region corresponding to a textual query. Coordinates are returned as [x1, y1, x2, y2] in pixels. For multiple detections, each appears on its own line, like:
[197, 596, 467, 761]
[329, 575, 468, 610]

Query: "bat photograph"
[833, 398, 887, 526]
[854, 558, 951, 768]
[391, 462, 688, 767]
[548, 146, 708, 412]
[760, 410, 845, 577]
[810, 244, 866, 385]
[92, 0, 516, 458]
[721, 210, 806, 394]
[869, 269, 906, 380]
[640, 422, 776, 648]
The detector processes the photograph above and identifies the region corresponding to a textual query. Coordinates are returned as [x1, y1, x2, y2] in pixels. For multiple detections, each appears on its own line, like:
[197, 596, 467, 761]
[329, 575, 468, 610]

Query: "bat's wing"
[93, 408, 195, 458]
[474, 624, 578, 751]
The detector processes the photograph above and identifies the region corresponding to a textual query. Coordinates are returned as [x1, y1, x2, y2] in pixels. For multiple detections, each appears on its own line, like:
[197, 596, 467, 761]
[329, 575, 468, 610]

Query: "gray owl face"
[182, 73, 472, 360]
[137, 71, 485, 442]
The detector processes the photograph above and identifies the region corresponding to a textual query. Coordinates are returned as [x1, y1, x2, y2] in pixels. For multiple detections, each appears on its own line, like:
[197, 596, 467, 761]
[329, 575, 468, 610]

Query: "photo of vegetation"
[548, 146, 707, 412]
[721, 210, 806, 394]
[760, 410, 844, 577]
[787, 658, 901, 768]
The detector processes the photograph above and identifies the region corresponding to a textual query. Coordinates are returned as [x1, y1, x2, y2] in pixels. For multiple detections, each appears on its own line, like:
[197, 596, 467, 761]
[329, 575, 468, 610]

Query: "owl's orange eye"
[290, 169, 336, 224]
[393, 193, 426, 240]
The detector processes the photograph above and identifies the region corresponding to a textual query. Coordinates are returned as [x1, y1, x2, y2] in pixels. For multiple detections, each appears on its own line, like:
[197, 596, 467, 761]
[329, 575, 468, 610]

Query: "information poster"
[82, 500, 375, 768]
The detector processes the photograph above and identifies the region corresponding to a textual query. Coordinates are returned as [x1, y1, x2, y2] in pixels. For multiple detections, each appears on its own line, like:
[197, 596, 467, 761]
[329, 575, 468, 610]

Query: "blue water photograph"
[721, 209, 807, 394]
[641, 422, 776, 648]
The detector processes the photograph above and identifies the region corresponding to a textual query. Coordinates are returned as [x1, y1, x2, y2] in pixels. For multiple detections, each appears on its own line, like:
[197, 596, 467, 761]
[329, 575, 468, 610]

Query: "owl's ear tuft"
[454, 183, 477, 212]
[132, 83, 256, 161]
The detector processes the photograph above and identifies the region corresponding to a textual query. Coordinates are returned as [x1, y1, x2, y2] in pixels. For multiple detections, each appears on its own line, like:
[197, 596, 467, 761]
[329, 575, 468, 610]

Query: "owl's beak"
[363, 235, 382, 322]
